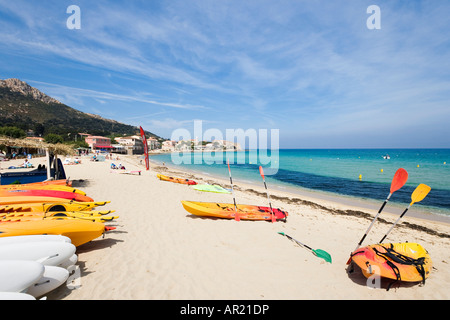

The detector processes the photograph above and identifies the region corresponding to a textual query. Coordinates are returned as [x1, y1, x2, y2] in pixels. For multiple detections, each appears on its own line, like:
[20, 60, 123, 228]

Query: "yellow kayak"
[181, 201, 288, 221]
[0, 201, 109, 213]
[350, 243, 432, 285]
[0, 219, 115, 247]
[0, 184, 86, 195]
[1, 209, 114, 218]
[157, 174, 197, 185]
[1, 211, 118, 223]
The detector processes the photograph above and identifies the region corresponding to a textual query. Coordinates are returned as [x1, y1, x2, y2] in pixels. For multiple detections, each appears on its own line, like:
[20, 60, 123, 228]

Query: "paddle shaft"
[283, 233, 313, 251]
[229, 174, 237, 212]
[227, 162, 239, 220]
[352, 193, 392, 252]
[379, 205, 410, 243]
[262, 179, 274, 215]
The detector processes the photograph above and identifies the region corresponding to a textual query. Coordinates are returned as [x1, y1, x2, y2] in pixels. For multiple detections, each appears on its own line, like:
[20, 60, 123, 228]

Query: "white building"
[161, 140, 176, 152]
[115, 136, 144, 154]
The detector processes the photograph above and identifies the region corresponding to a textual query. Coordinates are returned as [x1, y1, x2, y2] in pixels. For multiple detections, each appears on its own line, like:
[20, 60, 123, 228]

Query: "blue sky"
[0, 0, 449, 148]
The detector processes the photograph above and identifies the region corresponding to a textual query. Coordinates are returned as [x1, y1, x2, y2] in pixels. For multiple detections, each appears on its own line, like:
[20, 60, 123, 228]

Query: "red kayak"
[0, 189, 93, 203]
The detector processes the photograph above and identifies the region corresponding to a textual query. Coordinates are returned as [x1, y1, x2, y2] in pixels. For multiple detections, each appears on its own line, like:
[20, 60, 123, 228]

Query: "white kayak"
[0, 260, 45, 293]
[0, 292, 36, 300]
[59, 254, 78, 269]
[26, 266, 69, 298]
[0, 241, 76, 266]
[0, 235, 72, 245]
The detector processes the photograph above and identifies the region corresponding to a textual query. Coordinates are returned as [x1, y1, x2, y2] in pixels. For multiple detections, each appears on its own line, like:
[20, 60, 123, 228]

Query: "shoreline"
[141, 156, 450, 241]
[146, 155, 450, 226]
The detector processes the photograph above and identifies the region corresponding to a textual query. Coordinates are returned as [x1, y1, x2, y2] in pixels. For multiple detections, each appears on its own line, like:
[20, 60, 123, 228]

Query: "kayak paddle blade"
[410, 184, 431, 205]
[313, 249, 332, 264]
[259, 166, 265, 180]
[390, 168, 408, 194]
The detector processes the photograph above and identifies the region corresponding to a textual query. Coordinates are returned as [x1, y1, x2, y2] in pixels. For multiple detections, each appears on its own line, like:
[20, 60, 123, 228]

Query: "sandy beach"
[2, 154, 449, 300]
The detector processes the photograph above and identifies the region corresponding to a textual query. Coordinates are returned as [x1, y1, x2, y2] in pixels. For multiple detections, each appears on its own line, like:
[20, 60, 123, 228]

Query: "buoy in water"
[417, 165, 420, 168]
[359, 174, 362, 180]
[381, 169, 383, 173]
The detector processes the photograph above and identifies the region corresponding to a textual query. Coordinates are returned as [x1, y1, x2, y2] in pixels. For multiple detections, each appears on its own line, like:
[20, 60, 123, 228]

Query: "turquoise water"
[149, 149, 450, 217]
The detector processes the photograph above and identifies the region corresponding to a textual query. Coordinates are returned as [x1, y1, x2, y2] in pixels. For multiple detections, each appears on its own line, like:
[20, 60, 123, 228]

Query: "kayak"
[0, 184, 86, 195]
[350, 243, 432, 284]
[157, 174, 197, 185]
[0, 189, 93, 202]
[192, 184, 231, 194]
[0, 235, 72, 245]
[0, 201, 110, 214]
[0, 196, 76, 206]
[26, 266, 69, 298]
[2, 209, 115, 218]
[0, 292, 36, 300]
[0, 260, 45, 293]
[0, 219, 115, 247]
[0, 179, 71, 187]
[181, 201, 288, 221]
[1, 211, 118, 223]
[0, 241, 76, 267]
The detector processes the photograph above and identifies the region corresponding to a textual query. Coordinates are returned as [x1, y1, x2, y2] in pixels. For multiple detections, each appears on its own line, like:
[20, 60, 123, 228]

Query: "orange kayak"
[0, 184, 85, 195]
[350, 243, 432, 284]
[181, 201, 288, 221]
[157, 174, 197, 185]
[0, 179, 71, 187]
[0, 189, 93, 203]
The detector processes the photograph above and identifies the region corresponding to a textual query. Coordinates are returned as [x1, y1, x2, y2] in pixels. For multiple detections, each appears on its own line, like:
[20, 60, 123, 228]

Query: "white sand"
[2, 155, 449, 299]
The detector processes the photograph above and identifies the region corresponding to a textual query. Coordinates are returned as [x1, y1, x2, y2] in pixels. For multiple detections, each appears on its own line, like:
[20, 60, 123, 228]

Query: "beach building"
[115, 135, 144, 155]
[85, 136, 112, 152]
[147, 137, 161, 150]
[161, 140, 176, 152]
[212, 140, 242, 151]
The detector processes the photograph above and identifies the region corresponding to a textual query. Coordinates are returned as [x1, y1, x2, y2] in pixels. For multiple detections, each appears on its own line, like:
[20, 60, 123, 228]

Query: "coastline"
[147, 154, 450, 226]
[2, 154, 449, 300]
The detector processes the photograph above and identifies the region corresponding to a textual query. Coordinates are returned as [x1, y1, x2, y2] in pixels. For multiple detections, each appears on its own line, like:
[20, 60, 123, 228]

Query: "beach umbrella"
[278, 232, 332, 263]
[347, 168, 408, 264]
[379, 183, 431, 243]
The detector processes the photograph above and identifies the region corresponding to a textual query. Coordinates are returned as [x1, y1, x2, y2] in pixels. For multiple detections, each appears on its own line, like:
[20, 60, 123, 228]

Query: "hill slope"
[0, 78, 160, 138]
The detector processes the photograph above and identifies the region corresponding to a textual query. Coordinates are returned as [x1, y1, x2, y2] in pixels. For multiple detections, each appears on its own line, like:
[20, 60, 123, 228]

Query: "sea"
[149, 149, 450, 219]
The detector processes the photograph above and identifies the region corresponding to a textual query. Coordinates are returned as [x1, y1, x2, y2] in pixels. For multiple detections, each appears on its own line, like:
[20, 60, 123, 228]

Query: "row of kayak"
[0, 179, 118, 299]
[0, 235, 76, 299]
[157, 168, 434, 290]
[157, 173, 288, 222]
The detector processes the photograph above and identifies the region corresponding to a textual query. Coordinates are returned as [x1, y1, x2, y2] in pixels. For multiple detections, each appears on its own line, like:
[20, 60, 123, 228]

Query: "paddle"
[259, 166, 276, 223]
[379, 183, 431, 243]
[227, 160, 240, 221]
[347, 168, 408, 264]
[278, 232, 332, 263]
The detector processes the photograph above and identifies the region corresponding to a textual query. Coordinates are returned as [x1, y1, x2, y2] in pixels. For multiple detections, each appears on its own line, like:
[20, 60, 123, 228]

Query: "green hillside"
[0, 79, 160, 139]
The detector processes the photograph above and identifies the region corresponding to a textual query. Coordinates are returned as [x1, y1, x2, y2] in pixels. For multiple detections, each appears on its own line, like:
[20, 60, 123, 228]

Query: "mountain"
[0, 78, 161, 139]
